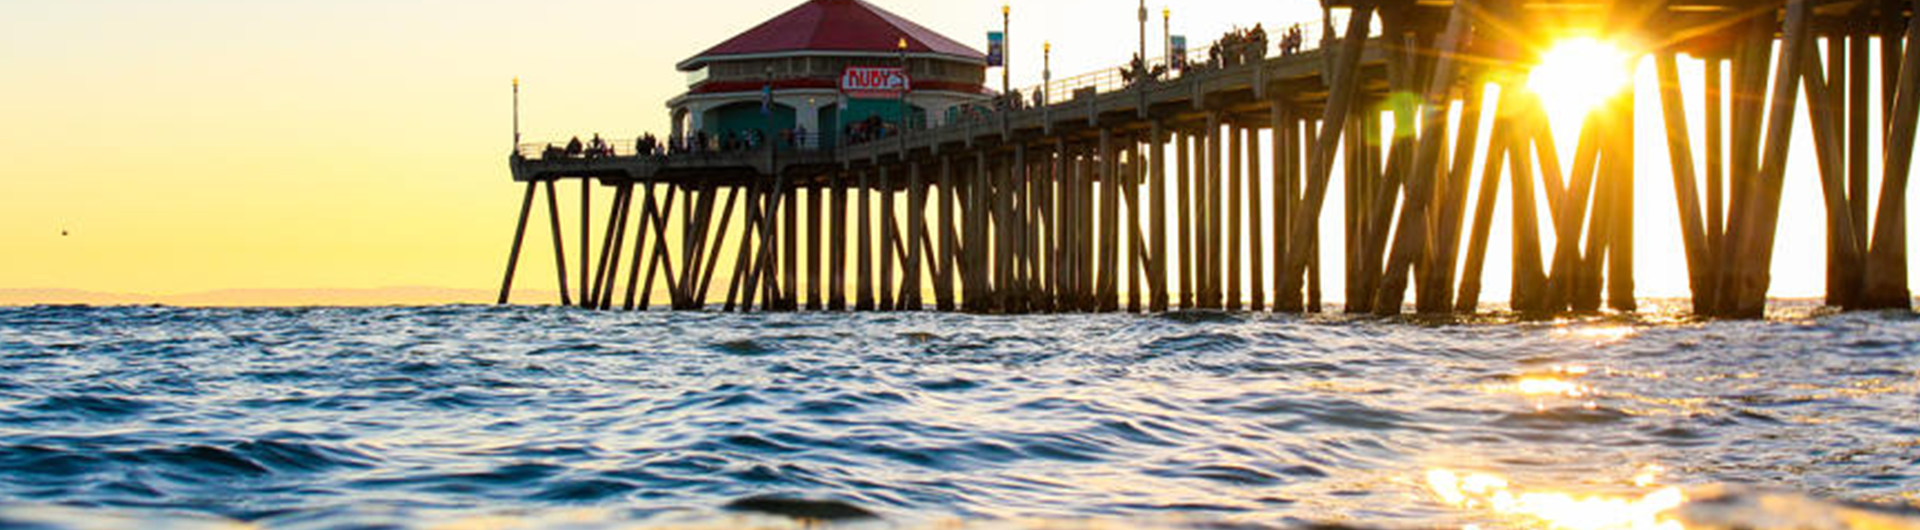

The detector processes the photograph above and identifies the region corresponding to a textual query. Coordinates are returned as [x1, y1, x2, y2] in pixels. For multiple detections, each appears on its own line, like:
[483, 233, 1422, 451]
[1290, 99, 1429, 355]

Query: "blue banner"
[1170, 35, 1187, 70]
[987, 31, 1005, 67]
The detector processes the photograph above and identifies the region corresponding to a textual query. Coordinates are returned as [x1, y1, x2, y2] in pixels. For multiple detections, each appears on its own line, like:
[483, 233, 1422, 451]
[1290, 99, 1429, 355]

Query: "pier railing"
[516, 132, 831, 162]
[1019, 17, 1350, 106]
[512, 15, 1359, 167]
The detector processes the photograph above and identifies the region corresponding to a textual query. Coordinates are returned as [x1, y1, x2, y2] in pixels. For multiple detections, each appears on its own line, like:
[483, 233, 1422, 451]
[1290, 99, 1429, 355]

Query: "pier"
[498, 0, 1919, 318]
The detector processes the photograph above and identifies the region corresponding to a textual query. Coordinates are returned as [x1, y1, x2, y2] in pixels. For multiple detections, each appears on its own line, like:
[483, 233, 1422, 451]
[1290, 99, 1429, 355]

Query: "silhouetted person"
[566, 136, 584, 157]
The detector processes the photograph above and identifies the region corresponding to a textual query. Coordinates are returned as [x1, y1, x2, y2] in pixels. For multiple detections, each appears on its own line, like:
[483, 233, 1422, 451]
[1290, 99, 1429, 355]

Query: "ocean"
[0, 303, 1915, 529]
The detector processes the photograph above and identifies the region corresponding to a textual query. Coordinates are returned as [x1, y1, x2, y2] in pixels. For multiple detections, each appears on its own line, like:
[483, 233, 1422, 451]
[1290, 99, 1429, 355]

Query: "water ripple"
[0, 303, 1913, 529]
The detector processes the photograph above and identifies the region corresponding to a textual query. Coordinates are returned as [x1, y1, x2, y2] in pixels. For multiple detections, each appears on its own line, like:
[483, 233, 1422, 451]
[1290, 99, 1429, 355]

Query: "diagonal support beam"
[1862, 0, 1920, 309]
[1374, 0, 1473, 315]
[1278, 2, 1378, 311]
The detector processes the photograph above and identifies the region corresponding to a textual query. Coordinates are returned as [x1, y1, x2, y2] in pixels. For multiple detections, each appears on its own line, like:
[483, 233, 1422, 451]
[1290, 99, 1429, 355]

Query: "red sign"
[840, 67, 910, 99]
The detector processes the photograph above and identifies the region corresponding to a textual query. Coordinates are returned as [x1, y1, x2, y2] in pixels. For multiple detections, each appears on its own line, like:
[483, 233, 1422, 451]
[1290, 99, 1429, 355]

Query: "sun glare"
[1526, 38, 1633, 121]
[1426, 468, 1688, 530]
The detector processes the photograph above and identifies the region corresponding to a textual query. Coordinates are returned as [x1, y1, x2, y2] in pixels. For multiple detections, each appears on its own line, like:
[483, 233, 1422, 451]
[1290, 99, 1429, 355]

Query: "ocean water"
[0, 303, 1916, 530]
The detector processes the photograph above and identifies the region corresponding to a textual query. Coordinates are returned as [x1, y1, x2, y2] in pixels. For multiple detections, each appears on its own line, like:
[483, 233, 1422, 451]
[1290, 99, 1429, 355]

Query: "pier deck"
[499, 0, 1918, 317]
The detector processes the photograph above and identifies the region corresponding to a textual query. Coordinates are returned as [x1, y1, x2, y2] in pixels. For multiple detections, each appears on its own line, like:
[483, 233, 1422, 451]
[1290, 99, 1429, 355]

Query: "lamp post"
[1163, 9, 1171, 66]
[1138, 0, 1147, 68]
[898, 37, 909, 133]
[763, 64, 776, 174]
[1001, 4, 1011, 101]
[512, 77, 520, 155]
[1043, 41, 1051, 105]
[763, 65, 774, 149]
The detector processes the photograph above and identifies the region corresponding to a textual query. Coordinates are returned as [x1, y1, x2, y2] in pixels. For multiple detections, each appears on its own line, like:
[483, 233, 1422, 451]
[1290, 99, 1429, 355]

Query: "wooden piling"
[693, 187, 740, 307]
[808, 182, 823, 310]
[1725, 0, 1811, 317]
[1798, 43, 1866, 310]
[1426, 82, 1485, 313]
[1123, 140, 1142, 313]
[1176, 130, 1194, 309]
[830, 172, 849, 310]
[1028, 145, 1046, 310]
[1847, 16, 1871, 271]
[1372, 1, 1470, 315]
[1151, 122, 1170, 312]
[625, 184, 655, 310]
[1013, 146, 1029, 313]
[539, 181, 574, 307]
[1227, 122, 1244, 311]
[1272, 106, 1293, 312]
[588, 184, 624, 309]
[1861, 0, 1920, 310]
[1305, 118, 1323, 313]
[1206, 113, 1225, 309]
[1100, 128, 1120, 311]
[640, 185, 682, 311]
[1048, 140, 1065, 310]
[1457, 88, 1517, 313]
[676, 183, 718, 309]
[1713, 19, 1771, 314]
[1703, 58, 1725, 300]
[1248, 124, 1265, 312]
[1081, 145, 1097, 310]
[1278, 4, 1375, 310]
[1656, 52, 1713, 310]
[580, 180, 591, 307]
[1509, 104, 1548, 313]
[1605, 89, 1636, 313]
[973, 151, 991, 310]
[783, 182, 799, 310]
[498, 181, 538, 304]
[857, 169, 874, 311]
[723, 184, 758, 312]
[879, 166, 896, 311]
[597, 184, 634, 310]
[939, 156, 956, 311]
[907, 161, 926, 310]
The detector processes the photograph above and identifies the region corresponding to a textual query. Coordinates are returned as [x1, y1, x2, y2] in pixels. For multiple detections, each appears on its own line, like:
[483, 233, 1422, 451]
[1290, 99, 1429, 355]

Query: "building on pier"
[667, 0, 993, 150]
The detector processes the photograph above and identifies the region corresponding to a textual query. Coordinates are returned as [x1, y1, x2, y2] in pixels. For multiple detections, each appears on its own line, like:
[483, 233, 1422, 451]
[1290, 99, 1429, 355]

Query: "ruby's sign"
[840, 67, 910, 99]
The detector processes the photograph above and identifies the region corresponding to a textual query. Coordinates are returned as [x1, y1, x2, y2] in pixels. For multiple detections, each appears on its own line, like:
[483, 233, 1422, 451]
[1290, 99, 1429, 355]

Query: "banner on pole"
[1171, 35, 1187, 70]
[840, 66, 911, 99]
[987, 31, 1005, 67]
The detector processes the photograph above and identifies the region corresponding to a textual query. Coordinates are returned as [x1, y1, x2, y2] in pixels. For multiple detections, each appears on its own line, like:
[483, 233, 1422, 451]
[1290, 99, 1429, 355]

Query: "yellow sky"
[0, 0, 1911, 306]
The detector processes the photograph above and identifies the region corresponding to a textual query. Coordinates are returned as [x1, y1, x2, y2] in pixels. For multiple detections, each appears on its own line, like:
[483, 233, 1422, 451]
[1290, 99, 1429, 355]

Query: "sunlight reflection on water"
[0, 304, 1915, 529]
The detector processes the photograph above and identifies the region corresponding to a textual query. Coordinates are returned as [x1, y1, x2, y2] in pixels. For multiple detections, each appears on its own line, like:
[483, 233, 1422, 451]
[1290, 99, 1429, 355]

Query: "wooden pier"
[499, 0, 1918, 318]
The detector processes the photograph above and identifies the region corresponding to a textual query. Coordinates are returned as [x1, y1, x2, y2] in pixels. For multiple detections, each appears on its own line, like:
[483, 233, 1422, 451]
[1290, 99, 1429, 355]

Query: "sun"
[1525, 37, 1633, 121]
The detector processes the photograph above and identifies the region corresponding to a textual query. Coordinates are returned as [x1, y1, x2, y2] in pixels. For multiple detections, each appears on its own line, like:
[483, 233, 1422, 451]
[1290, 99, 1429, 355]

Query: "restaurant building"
[667, 0, 994, 149]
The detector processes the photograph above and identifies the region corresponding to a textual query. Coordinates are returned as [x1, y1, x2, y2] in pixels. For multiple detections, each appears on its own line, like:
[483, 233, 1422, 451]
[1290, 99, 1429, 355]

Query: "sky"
[0, 0, 1912, 306]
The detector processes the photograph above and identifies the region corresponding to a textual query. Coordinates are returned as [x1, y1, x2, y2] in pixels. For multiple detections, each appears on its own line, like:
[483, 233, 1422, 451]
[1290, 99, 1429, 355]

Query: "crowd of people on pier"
[1277, 24, 1306, 56]
[527, 21, 1323, 160]
[537, 126, 835, 160]
[1121, 53, 1171, 85]
[843, 115, 901, 146]
[1200, 24, 1270, 71]
[1114, 22, 1309, 86]
[543, 134, 619, 159]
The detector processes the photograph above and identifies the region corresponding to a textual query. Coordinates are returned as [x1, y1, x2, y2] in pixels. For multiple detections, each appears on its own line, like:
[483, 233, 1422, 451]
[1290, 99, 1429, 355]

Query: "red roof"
[678, 0, 986, 70]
